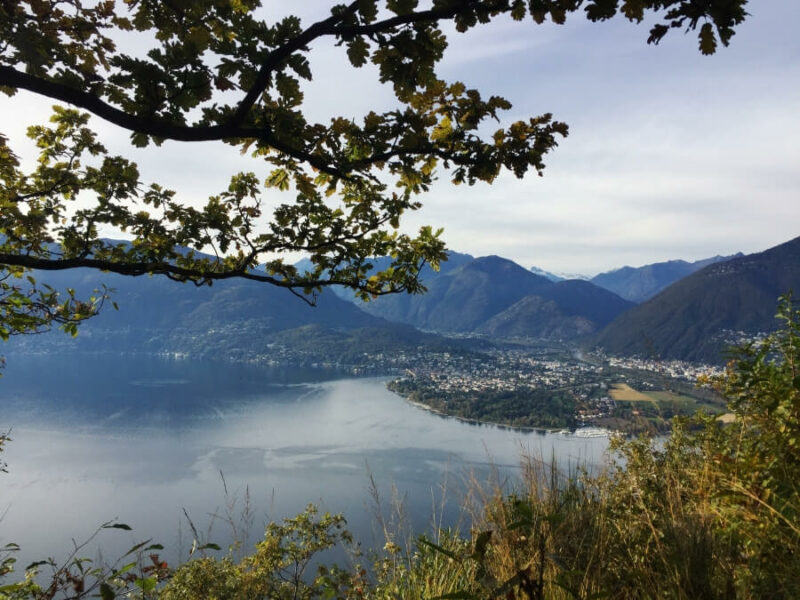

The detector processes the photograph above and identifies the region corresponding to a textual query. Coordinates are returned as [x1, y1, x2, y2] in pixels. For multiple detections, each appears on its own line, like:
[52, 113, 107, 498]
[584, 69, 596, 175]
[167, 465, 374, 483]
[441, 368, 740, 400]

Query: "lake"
[0, 354, 610, 568]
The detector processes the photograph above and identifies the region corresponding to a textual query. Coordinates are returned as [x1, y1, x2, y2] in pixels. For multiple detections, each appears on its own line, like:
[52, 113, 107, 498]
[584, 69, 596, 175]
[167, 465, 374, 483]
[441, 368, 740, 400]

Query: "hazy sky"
[2, 1, 798, 276]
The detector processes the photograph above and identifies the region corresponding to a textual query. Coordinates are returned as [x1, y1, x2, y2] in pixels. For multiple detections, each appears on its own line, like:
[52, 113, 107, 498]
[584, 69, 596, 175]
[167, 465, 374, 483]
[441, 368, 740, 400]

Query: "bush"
[160, 505, 365, 600]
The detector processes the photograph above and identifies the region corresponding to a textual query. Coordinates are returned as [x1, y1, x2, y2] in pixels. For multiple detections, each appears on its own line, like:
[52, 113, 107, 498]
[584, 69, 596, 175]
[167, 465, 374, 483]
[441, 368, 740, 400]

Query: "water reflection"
[0, 355, 609, 566]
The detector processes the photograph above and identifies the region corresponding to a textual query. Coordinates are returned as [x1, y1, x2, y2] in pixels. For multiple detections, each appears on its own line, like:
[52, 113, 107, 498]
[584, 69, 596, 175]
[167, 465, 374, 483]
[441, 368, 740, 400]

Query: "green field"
[649, 391, 725, 414]
[648, 391, 697, 403]
[609, 383, 656, 402]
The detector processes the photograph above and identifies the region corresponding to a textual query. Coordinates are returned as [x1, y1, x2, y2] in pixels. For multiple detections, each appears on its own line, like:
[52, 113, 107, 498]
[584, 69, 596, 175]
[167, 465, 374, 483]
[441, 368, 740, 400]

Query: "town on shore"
[223, 337, 731, 435]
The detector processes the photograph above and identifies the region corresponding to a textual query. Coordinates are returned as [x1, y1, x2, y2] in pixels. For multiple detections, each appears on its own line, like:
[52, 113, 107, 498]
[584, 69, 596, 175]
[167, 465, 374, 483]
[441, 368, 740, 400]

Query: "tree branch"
[230, 1, 491, 125]
[228, 1, 361, 126]
[0, 253, 412, 297]
[0, 66, 348, 178]
[333, 0, 485, 36]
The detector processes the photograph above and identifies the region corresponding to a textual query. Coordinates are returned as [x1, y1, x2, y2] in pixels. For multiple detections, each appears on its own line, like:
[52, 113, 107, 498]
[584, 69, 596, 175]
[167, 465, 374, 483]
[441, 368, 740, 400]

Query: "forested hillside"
[2, 257, 455, 362]
[594, 236, 800, 362]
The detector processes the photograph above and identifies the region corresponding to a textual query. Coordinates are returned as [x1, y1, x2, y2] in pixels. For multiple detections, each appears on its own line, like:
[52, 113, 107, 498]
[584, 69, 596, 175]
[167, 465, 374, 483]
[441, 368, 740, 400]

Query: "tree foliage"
[160, 505, 363, 600]
[0, 0, 748, 332]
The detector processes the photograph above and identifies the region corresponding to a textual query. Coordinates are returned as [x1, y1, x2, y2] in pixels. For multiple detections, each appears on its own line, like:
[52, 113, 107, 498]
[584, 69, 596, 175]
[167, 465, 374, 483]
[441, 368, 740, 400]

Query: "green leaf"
[99, 582, 115, 600]
[135, 576, 158, 592]
[699, 22, 717, 55]
[431, 115, 453, 142]
[347, 37, 369, 68]
[585, 0, 619, 22]
[357, 0, 378, 22]
[387, 0, 418, 16]
[197, 542, 221, 551]
[418, 537, 460, 561]
[115, 561, 137, 576]
[145, 543, 164, 551]
[130, 132, 149, 148]
[265, 168, 290, 191]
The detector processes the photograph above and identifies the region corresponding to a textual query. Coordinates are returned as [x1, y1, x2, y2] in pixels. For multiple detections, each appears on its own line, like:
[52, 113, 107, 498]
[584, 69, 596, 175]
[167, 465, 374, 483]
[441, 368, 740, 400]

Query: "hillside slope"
[477, 281, 634, 339]
[594, 237, 800, 362]
[3, 251, 452, 360]
[360, 255, 554, 332]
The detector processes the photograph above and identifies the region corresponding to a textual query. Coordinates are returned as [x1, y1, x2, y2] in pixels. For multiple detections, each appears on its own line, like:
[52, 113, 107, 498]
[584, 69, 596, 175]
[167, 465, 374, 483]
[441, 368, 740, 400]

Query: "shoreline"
[391, 386, 612, 438]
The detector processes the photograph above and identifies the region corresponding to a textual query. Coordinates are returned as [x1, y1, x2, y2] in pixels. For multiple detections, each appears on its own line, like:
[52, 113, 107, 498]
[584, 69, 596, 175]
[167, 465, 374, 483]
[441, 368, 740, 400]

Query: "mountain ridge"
[9, 237, 798, 365]
[360, 255, 632, 338]
[590, 253, 742, 303]
[593, 237, 800, 362]
[3, 249, 460, 361]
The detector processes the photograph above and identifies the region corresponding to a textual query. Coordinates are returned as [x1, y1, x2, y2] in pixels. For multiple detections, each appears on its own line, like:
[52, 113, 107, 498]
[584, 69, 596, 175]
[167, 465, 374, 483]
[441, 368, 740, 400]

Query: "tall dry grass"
[370, 425, 798, 599]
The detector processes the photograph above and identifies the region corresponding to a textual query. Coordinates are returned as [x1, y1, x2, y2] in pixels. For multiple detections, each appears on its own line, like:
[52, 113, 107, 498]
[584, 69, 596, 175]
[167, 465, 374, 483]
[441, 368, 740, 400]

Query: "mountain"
[2, 249, 456, 361]
[360, 255, 553, 331]
[529, 266, 592, 282]
[591, 254, 741, 303]
[477, 280, 634, 340]
[593, 237, 800, 362]
[536, 280, 635, 325]
[6, 245, 632, 359]
[293, 250, 475, 302]
[555, 272, 591, 281]
[476, 296, 595, 339]
[360, 255, 632, 338]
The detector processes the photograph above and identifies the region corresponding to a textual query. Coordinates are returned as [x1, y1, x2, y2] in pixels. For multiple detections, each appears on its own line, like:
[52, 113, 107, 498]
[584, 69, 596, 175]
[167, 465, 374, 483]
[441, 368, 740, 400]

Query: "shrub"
[160, 505, 365, 600]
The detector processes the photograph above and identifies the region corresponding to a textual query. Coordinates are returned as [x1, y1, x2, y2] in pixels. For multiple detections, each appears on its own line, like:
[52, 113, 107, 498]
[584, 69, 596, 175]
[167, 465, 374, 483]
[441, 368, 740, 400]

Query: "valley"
[4, 236, 792, 437]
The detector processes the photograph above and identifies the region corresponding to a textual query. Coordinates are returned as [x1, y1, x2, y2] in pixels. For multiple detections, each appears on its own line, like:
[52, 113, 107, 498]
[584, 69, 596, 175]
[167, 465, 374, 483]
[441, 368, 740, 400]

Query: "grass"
[649, 391, 724, 415]
[4, 423, 798, 599]
[609, 383, 656, 402]
[648, 390, 698, 404]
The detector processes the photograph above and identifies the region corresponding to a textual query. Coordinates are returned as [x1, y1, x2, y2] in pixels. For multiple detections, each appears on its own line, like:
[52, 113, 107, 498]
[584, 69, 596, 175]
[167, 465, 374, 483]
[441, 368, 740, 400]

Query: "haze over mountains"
[5, 236, 799, 364]
[294, 251, 475, 302]
[528, 267, 590, 282]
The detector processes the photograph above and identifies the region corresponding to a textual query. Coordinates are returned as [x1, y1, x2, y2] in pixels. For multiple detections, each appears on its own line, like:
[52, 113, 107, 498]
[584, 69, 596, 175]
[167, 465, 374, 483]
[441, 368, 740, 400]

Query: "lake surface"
[0, 354, 610, 567]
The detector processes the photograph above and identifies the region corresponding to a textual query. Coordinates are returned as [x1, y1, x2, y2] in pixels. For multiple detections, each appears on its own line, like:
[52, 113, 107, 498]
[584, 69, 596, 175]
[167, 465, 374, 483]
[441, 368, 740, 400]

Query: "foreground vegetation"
[2, 296, 800, 598]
